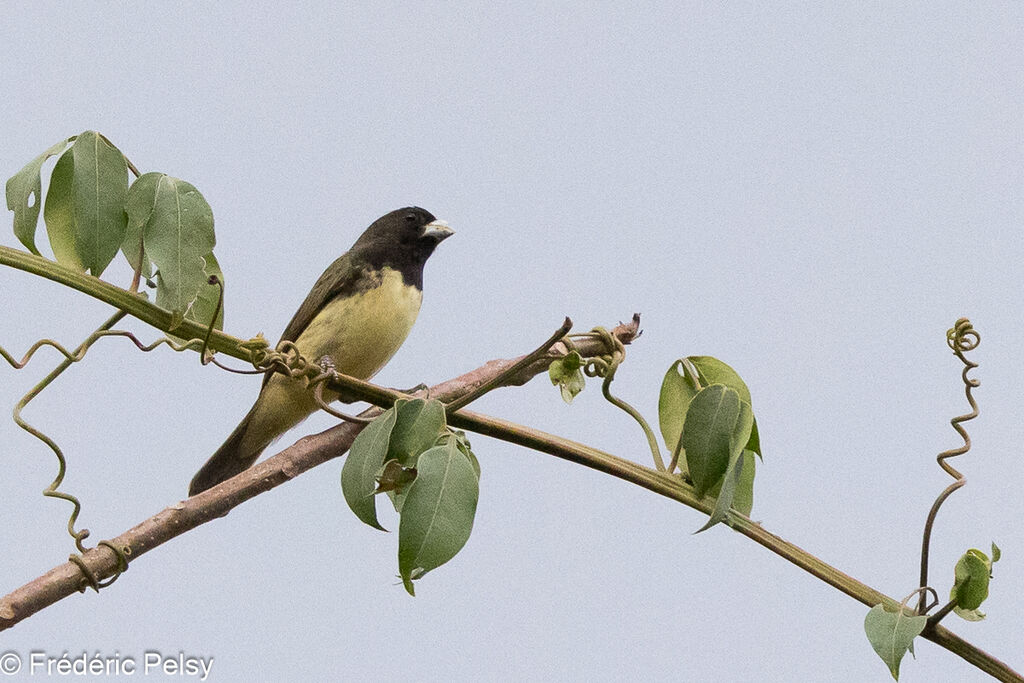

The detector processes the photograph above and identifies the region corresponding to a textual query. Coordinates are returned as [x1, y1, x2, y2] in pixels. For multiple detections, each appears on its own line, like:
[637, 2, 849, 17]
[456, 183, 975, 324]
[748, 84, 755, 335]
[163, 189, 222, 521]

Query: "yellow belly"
[243, 267, 422, 452]
[292, 267, 422, 379]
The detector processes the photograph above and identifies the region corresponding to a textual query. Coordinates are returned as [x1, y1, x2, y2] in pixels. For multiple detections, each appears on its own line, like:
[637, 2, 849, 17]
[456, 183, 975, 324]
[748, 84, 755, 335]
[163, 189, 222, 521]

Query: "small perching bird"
[188, 207, 453, 496]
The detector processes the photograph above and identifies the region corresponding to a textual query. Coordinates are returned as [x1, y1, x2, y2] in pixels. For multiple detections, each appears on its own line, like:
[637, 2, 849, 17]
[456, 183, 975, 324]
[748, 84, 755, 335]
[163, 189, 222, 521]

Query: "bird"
[188, 207, 453, 496]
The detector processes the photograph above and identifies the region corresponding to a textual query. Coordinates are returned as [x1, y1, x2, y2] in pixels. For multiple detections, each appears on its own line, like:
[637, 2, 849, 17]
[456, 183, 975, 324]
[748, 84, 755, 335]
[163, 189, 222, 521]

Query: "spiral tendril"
[917, 318, 980, 616]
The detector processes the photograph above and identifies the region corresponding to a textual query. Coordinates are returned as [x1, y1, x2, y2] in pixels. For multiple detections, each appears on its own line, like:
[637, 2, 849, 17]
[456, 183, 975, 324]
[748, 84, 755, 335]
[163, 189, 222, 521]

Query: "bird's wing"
[261, 251, 363, 387]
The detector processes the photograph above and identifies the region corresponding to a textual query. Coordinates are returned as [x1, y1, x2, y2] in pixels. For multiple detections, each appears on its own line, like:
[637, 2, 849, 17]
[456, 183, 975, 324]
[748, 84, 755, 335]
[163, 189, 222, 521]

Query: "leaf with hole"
[6, 136, 74, 254]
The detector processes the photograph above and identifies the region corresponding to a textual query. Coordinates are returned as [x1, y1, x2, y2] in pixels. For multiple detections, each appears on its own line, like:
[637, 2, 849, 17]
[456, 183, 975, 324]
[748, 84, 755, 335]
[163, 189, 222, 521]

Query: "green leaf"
[658, 359, 701, 462]
[991, 542, 1001, 563]
[747, 417, 761, 459]
[682, 384, 753, 497]
[451, 429, 481, 479]
[5, 136, 73, 254]
[704, 450, 756, 515]
[695, 446, 745, 533]
[382, 400, 449, 517]
[388, 398, 447, 465]
[385, 485, 409, 515]
[549, 350, 585, 403]
[127, 173, 215, 316]
[122, 172, 160, 278]
[341, 409, 398, 531]
[70, 131, 129, 275]
[185, 253, 225, 332]
[689, 356, 760, 457]
[398, 439, 480, 595]
[688, 356, 752, 402]
[864, 603, 928, 680]
[733, 450, 756, 515]
[162, 252, 224, 345]
[953, 605, 987, 622]
[42, 150, 85, 270]
[660, 357, 761, 473]
[194, 255, 227, 331]
[950, 548, 994, 618]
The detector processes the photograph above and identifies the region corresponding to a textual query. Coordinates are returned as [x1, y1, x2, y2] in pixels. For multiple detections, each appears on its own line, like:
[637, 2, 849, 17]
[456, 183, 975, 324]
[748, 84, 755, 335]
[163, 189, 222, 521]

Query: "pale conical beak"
[422, 219, 454, 242]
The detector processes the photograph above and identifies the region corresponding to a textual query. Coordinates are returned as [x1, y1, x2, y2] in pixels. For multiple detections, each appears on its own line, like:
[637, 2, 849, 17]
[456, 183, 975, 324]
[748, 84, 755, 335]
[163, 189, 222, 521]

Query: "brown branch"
[1, 312, 1018, 681]
[0, 316, 640, 631]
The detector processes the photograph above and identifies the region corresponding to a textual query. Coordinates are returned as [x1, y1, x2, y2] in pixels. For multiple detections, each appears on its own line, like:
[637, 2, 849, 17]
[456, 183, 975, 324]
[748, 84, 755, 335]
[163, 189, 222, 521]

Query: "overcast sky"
[2, 3, 1022, 682]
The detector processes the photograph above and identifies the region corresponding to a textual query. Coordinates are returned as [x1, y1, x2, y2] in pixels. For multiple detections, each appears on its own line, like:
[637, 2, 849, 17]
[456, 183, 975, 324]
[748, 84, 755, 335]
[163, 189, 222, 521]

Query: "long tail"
[188, 409, 262, 496]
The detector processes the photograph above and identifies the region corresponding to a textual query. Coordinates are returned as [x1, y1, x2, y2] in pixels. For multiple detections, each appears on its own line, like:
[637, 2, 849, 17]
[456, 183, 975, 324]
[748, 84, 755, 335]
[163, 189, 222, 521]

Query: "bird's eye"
[405, 213, 416, 222]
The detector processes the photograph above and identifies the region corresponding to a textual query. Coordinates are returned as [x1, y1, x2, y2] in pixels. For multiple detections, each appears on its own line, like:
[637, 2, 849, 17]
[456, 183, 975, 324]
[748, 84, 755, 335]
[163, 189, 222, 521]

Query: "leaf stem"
[600, 372, 665, 471]
[666, 431, 684, 474]
[928, 598, 960, 627]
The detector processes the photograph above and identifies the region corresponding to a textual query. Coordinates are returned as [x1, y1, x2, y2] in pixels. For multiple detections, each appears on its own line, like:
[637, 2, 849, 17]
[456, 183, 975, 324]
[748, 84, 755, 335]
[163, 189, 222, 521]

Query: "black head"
[351, 207, 453, 288]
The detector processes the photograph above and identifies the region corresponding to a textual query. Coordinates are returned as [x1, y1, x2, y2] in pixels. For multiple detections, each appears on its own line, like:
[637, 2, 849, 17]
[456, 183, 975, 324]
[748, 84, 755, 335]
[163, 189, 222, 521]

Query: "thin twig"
[445, 317, 573, 413]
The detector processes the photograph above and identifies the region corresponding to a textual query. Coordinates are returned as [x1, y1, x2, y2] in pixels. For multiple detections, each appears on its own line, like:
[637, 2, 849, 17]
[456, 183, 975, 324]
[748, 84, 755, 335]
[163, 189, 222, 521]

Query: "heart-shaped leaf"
[864, 603, 927, 680]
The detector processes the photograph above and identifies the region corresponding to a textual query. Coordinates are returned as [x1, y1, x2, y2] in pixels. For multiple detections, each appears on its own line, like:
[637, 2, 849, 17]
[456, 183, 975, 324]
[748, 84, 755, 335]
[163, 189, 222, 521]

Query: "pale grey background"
[2, 3, 1021, 682]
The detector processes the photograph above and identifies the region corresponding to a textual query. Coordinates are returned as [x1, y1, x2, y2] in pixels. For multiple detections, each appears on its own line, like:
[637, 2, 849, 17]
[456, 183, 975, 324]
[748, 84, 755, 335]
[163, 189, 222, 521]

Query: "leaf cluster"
[5, 131, 223, 331]
[658, 356, 761, 531]
[341, 398, 480, 595]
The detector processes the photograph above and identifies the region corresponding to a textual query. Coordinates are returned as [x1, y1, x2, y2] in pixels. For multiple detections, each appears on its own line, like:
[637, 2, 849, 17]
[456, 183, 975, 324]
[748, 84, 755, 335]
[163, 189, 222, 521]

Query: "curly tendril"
[566, 324, 665, 471]
[917, 317, 980, 617]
